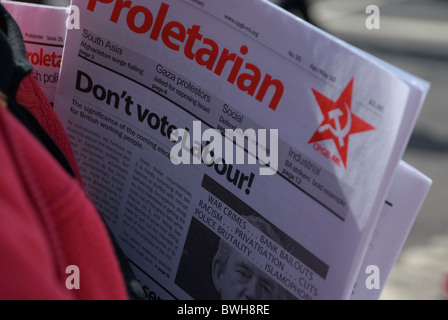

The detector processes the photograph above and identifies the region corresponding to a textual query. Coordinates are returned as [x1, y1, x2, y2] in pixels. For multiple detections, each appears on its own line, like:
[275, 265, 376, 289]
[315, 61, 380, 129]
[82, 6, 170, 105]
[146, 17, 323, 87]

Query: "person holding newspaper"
[0, 3, 142, 300]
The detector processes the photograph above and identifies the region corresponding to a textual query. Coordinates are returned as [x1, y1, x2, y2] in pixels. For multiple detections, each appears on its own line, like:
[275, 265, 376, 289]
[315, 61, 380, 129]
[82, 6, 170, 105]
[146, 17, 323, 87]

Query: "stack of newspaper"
[3, 0, 432, 300]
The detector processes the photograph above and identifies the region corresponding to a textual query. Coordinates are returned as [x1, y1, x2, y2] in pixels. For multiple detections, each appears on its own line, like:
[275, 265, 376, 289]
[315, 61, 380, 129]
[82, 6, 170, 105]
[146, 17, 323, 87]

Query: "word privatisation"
[86, 0, 285, 111]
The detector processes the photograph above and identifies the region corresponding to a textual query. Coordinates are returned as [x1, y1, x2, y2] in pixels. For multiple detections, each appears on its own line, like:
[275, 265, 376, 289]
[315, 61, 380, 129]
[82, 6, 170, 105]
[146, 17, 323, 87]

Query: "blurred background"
[9, 0, 448, 299]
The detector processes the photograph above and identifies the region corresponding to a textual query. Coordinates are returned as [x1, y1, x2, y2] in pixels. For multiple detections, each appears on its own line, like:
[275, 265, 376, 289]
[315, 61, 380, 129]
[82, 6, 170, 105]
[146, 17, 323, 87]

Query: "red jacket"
[0, 3, 130, 300]
[0, 98, 130, 300]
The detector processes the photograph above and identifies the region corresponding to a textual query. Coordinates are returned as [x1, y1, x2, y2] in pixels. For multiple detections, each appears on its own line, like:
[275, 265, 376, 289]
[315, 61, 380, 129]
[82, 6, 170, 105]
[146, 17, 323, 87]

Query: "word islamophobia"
[170, 121, 279, 176]
[86, 0, 285, 111]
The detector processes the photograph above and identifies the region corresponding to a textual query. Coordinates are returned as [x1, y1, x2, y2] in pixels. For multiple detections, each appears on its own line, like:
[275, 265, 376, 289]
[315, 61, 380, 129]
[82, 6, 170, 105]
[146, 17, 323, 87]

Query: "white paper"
[351, 160, 432, 299]
[51, 0, 430, 299]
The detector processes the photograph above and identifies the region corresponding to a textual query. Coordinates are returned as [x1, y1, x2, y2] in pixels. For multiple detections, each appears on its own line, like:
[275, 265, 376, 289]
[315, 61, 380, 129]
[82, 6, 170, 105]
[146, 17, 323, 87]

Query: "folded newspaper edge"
[351, 160, 432, 299]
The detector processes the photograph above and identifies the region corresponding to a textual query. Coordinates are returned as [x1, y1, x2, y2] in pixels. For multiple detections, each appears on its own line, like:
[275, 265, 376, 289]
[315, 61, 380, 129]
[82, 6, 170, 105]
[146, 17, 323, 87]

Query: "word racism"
[86, 0, 284, 111]
[170, 121, 278, 176]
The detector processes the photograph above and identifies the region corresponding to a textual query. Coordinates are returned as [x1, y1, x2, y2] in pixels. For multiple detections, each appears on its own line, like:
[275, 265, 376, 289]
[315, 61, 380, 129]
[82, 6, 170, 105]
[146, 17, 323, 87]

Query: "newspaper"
[351, 160, 432, 300]
[49, 0, 430, 299]
[2, 1, 68, 106]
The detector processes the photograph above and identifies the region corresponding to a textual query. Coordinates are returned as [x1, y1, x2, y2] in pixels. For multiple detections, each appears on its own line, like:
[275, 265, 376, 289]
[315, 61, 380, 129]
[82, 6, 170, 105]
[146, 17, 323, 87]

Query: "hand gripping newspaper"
[44, 0, 431, 299]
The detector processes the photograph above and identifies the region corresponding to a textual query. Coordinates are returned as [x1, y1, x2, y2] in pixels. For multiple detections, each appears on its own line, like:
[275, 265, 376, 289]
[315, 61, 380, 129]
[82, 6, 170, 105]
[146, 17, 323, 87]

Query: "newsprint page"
[1, 1, 68, 106]
[52, 0, 430, 300]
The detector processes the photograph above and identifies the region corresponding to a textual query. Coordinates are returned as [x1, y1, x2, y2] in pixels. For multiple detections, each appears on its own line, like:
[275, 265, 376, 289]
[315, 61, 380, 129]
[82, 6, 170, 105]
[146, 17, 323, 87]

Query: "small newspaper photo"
[41, 0, 431, 299]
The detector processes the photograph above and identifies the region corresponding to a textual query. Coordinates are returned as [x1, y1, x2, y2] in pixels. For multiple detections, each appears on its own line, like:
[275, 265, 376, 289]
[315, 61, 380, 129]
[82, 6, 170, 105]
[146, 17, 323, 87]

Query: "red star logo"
[308, 78, 375, 168]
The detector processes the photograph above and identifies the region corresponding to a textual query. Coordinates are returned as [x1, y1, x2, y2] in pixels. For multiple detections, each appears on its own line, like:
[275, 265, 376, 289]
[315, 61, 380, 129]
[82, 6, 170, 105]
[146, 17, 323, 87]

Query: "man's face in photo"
[215, 249, 279, 300]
